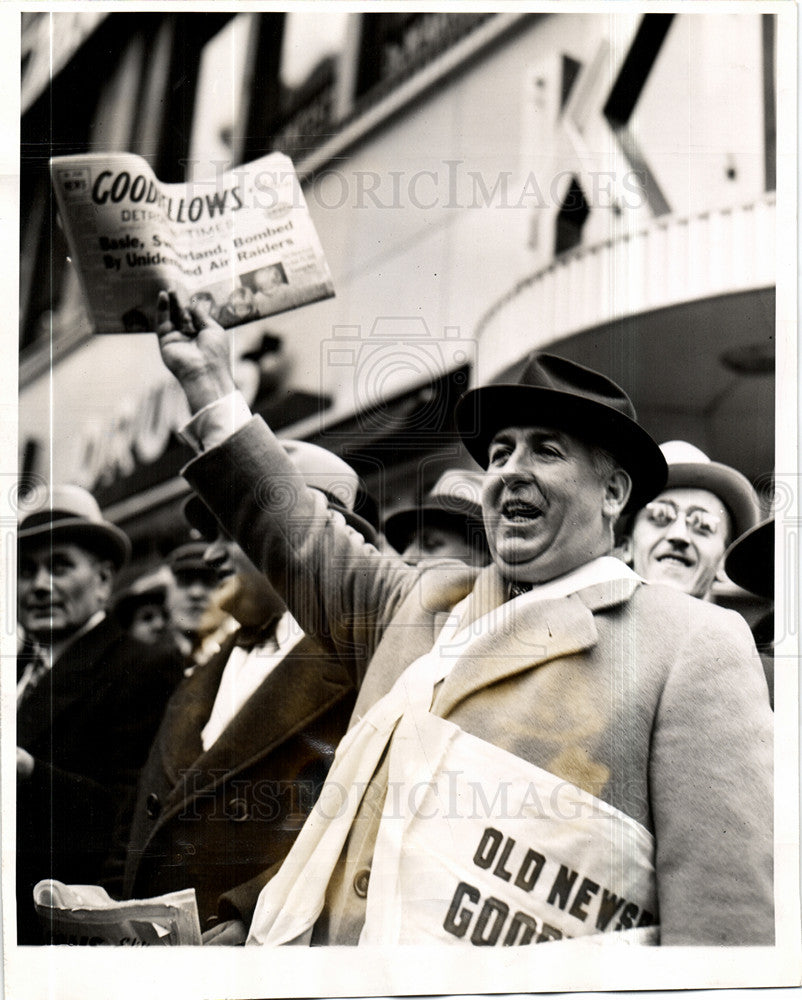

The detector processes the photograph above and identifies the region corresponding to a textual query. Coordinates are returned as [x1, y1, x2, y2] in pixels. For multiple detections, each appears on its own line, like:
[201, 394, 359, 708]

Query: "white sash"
[246, 621, 460, 945]
[361, 711, 657, 945]
[248, 559, 651, 946]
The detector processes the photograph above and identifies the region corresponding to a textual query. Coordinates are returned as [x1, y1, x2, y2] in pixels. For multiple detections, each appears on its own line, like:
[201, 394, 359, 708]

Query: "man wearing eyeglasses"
[621, 440, 759, 601]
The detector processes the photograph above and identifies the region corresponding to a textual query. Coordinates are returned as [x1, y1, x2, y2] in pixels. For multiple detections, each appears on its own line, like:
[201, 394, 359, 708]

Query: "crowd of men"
[15, 289, 775, 948]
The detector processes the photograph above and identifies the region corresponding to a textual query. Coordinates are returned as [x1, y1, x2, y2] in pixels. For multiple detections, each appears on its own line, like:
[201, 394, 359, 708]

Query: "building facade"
[19, 11, 777, 584]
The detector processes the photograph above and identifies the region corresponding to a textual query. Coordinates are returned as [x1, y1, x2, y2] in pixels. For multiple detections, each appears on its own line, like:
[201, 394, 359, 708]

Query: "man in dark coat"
[119, 443, 374, 944]
[16, 485, 184, 944]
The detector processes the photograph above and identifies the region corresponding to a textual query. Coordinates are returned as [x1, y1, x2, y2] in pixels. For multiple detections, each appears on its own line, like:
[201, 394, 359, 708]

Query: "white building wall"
[19, 11, 771, 488]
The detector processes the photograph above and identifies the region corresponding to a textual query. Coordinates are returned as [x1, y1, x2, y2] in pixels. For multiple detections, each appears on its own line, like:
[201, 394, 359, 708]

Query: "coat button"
[353, 868, 370, 898]
[227, 797, 250, 822]
[145, 793, 161, 820]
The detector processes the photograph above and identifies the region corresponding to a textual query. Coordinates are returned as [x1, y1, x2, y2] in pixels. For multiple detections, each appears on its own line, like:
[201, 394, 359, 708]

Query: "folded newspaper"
[49, 150, 335, 334]
[33, 880, 202, 945]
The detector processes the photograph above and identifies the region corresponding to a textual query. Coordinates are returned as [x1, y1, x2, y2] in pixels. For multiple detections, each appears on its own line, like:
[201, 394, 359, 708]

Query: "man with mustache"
[619, 442, 773, 707]
[621, 440, 759, 602]
[153, 290, 773, 947]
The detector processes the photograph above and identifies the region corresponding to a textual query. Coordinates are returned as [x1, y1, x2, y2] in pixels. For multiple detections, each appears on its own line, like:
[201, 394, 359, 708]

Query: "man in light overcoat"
[153, 290, 773, 948]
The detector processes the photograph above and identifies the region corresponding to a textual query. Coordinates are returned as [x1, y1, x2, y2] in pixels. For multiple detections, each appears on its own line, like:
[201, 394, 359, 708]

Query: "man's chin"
[650, 564, 694, 589]
[490, 546, 552, 584]
[25, 622, 72, 641]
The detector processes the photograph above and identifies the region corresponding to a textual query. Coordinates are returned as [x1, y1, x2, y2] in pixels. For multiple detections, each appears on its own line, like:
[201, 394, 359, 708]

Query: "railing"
[474, 194, 776, 383]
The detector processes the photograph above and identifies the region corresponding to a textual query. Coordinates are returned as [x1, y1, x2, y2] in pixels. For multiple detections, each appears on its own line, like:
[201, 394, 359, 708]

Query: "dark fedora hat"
[183, 441, 379, 546]
[724, 518, 774, 599]
[18, 484, 131, 569]
[383, 469, 488, 555]
[454, 352, 667, 512]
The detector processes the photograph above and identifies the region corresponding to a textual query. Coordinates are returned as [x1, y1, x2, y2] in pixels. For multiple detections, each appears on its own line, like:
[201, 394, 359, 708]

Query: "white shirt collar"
[445, 556, 641, 647]
[200, 611, 303, 751]
[516, 555, 642, 605]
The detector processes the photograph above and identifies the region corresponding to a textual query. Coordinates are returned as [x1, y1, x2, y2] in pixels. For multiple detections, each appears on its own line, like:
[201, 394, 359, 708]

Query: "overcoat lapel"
[433, 573, 640, 718]
[159, 637, 351, 822]
[157, 638, 232, 786]
[349, 564, 477, 720]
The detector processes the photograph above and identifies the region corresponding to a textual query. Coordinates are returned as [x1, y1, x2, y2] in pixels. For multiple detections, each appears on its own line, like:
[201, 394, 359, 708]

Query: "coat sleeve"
[216, 863, 283, 927]
[184, 415, 417, 684]
[649, 606, 774, 945]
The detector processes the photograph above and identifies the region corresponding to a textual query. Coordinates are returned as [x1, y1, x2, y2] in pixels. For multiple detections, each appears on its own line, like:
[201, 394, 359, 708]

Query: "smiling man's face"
[628, 487, 731, 599]
[481, 425, 629, 584]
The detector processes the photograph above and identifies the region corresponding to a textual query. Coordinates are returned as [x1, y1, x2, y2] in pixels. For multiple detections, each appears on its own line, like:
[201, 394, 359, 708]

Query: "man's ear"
[603, 469, 632, 520]
[95, 560, 115, 603]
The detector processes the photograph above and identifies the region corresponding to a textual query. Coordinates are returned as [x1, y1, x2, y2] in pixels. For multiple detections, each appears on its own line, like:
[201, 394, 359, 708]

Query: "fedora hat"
[18, 484, 130, 569]
[383, 469, 488, 555]
[184, 440, 378, 546]
[657, 441, 759, 541]
[454, 352, 666, 512]
[724, 518, 774, 599]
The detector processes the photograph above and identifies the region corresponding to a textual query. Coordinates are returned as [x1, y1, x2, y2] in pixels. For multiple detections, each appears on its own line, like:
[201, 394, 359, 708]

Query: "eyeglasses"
[643, 500, 721, 537]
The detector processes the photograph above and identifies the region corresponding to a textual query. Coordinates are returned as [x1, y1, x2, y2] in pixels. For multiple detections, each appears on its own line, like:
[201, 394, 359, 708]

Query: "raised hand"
[155, 289, 236, 413]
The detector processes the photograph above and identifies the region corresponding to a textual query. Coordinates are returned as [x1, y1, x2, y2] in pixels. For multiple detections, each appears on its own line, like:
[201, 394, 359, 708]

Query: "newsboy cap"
[168, 542, 218, 575]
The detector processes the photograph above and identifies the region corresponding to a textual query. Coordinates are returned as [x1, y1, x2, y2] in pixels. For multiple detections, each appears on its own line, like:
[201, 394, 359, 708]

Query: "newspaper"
[49, 151, 335, 334]
[33, 880, 202, 946]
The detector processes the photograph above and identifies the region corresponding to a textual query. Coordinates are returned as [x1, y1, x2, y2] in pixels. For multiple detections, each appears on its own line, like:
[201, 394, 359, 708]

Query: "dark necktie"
[18, 645, 49, 707]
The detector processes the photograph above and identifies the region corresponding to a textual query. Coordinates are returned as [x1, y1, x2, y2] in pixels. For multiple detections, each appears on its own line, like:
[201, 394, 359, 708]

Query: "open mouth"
[657, 553, 693, 568]
[501, 498, 544, 523]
